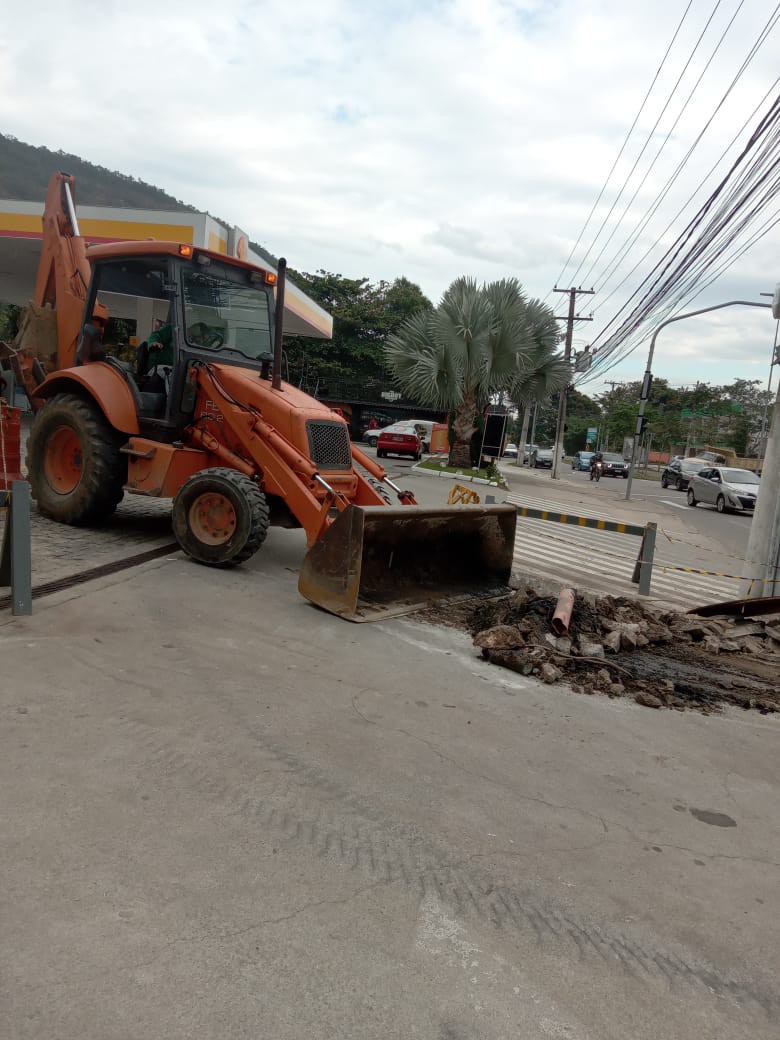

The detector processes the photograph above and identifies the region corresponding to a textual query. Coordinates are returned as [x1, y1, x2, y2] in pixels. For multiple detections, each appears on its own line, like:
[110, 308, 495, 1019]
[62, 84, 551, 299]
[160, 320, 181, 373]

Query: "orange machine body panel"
[34, 363, 141, 435]
[124, 440, 213, 498]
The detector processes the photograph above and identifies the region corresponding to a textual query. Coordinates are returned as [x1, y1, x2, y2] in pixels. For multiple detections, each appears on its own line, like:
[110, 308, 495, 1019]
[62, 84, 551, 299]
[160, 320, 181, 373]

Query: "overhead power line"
[577, 0, 757, 294]
[545, 0, 694, 299]
[565, 0, 729, 289]
[576, 91, 780, 387]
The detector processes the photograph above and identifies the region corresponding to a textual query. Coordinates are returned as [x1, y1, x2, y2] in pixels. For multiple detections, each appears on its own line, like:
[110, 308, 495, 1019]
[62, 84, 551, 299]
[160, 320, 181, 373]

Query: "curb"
[411, 463, 506, 488]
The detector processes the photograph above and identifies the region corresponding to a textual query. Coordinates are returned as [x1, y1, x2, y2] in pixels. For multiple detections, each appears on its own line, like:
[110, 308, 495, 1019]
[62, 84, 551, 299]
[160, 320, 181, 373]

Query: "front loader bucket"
[298, 504, 517, 622]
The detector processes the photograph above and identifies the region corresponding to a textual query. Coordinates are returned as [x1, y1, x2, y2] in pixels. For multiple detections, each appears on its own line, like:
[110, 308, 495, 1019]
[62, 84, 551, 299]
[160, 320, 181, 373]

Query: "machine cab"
[80, 244, 278, 437]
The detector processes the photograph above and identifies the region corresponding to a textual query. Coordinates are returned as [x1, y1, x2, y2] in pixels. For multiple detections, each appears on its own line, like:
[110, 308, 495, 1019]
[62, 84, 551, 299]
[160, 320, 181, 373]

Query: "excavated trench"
[419, 589, 780, 715]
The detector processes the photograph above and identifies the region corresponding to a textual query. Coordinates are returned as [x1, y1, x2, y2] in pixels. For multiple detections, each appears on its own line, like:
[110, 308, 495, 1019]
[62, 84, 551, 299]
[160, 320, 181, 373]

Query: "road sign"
[586, 426, 597, 446]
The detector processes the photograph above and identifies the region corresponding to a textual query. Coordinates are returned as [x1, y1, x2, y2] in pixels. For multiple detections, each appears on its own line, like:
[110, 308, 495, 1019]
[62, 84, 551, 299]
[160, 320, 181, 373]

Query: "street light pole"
[624, 301, 773, 501]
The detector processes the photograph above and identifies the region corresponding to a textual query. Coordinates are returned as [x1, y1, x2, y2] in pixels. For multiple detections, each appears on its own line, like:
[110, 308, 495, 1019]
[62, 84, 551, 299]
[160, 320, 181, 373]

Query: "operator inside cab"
[137, 318, 173, 394]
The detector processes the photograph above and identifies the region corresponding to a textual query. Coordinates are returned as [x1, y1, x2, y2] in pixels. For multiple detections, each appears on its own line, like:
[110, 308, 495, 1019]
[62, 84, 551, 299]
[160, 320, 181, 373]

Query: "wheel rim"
[44, 425, 83, 494]
[188, 492, 237, 545]
[717, 497, 724, 512]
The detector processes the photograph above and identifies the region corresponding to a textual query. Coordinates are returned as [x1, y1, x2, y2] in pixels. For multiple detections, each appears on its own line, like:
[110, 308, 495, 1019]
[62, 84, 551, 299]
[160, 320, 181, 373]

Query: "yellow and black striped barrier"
[514, 504, 645, 538]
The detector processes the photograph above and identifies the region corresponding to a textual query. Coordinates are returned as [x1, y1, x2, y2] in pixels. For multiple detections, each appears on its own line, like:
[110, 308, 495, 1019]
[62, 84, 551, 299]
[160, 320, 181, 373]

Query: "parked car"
[376, 424, 422, 460]
[502, 443, 519, 459]
[571, 450, 594, 472]
[661, 456, 707, 491]
[365, 419, 433, 452]
[601, 452, 628, 478]
[687, 466, 760, 513]
[530, 446, 553, 468]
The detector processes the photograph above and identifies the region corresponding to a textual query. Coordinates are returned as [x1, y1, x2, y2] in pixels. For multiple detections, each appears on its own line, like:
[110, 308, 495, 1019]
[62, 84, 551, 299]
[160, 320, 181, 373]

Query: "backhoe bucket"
[298, 504, 517, 621]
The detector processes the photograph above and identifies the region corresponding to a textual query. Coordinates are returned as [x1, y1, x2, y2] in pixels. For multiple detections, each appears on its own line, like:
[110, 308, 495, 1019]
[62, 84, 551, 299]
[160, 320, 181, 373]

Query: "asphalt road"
[554, 464, 753, 558]
[363, 447, 753, 558]
[3, 525, 779, 1040]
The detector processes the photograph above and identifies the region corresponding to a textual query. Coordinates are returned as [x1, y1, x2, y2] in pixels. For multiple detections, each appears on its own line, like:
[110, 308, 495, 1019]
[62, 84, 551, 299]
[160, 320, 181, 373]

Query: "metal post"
[625, 301, 772, 501]
[0, 481, 32, 615]
[633, 521, 657, 597]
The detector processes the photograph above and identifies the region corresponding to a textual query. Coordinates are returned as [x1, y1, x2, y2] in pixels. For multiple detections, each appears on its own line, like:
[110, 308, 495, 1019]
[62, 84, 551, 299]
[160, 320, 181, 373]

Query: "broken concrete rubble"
[420, 585, 780, 715]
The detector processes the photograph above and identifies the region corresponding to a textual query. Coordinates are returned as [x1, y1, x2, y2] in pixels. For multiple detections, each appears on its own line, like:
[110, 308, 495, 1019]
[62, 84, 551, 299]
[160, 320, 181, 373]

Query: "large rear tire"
[172, 468, 269, 567]
[27, 393, 126, 524]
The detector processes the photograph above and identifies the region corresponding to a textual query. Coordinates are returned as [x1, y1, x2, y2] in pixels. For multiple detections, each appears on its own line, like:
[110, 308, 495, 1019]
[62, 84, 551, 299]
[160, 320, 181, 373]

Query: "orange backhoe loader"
[3, 172, 516, 620]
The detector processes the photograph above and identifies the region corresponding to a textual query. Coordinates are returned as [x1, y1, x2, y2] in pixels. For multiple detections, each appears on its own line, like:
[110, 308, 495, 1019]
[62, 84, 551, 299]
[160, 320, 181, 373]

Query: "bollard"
[0, 480, 32, 615]
[631, 522, 657, 596]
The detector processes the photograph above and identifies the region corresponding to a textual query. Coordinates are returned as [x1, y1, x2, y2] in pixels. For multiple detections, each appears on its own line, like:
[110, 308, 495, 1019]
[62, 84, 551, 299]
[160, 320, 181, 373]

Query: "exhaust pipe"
[272, 257, 287, 390]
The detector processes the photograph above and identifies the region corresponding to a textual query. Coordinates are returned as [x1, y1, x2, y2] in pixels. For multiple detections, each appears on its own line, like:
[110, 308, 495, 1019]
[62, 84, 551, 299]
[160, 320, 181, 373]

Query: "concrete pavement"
[2, 521, 778, 1039]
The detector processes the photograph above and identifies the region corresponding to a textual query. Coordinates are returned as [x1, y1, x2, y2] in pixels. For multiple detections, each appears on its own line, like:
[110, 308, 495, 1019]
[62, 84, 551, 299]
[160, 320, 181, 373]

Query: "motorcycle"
[590, 460, 603, 482]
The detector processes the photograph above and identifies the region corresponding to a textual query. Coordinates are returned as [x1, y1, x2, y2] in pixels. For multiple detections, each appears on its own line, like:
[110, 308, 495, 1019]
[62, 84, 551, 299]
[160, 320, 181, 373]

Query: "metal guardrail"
[513, 504, 657, 596]
[0, 481, 32, 615]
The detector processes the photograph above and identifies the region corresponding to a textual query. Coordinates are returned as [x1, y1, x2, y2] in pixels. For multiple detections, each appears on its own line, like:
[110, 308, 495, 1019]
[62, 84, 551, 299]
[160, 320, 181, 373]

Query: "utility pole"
[551, 286, 594, 479]
[743, 285, 780, 598]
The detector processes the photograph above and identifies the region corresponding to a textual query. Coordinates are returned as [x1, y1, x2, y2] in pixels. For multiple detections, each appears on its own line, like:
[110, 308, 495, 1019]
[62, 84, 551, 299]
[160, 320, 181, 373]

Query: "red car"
[377, 424, 422, 460]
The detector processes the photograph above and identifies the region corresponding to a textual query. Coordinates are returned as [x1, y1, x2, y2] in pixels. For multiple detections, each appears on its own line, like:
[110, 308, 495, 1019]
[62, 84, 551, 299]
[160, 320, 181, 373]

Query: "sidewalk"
[496, 461, 743, 609]
[0, 496, 175, 590]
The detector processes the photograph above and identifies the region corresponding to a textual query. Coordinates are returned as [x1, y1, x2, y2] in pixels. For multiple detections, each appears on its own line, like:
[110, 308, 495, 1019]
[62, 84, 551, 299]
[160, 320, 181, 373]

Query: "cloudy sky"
[1, 0, 778, 395]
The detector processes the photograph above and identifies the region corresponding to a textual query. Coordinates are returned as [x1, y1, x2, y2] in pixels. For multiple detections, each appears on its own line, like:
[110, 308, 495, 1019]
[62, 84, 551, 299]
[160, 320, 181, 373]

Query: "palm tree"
[384, 277, 533, 468]
[510, 300, 570, 465]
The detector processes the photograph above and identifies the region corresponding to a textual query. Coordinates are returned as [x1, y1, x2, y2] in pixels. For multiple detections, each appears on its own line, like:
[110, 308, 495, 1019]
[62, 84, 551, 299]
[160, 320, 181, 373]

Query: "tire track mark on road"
[110, 709, 779, 1018]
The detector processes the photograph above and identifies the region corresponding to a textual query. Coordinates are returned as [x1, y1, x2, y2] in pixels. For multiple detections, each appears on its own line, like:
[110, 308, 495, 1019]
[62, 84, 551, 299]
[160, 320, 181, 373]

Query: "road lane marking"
[660, 499, 688, 509]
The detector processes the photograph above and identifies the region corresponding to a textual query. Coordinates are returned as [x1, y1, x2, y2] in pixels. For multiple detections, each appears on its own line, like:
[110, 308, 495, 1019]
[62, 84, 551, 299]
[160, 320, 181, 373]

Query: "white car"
[687, 466, 760, 514]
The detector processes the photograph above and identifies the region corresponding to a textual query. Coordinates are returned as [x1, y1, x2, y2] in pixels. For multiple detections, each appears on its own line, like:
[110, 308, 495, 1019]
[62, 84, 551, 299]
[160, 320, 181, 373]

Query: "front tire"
[27, 392, 126, 524]
[172, 468, 269, 567]
[661, 474, 668, 488]
[716, 494, 727, 514]
[687, 488, 697, 507]
[675, 476, 684, 491]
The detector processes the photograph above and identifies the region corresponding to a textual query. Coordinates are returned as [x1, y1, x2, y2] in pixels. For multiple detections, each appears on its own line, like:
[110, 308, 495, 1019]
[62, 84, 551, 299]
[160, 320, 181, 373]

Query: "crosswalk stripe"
[510, 512, 738, 607]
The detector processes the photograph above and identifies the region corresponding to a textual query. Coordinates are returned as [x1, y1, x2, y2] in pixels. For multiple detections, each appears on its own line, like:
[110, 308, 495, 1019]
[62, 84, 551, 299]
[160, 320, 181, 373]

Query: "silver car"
[687, 466, 760, 514]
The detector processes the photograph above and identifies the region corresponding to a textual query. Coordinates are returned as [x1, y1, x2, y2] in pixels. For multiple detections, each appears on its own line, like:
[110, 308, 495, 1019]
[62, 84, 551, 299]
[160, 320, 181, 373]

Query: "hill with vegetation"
[0, 134, 276, 264]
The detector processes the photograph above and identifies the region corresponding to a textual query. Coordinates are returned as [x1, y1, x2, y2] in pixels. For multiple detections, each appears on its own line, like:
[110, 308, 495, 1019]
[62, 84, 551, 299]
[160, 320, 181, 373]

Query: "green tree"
[283, 270, 432, 396]
[0, 303, 22, 341]
[384, 277, 534, 467]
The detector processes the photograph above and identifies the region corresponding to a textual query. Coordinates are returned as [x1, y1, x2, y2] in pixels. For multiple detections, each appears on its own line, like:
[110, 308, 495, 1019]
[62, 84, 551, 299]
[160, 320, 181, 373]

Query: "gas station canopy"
[0, 198, 332, 340]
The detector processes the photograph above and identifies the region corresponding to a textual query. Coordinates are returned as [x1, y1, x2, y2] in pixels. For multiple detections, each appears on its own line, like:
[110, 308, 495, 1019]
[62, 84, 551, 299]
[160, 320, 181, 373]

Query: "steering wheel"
[207, 332, 224, 348]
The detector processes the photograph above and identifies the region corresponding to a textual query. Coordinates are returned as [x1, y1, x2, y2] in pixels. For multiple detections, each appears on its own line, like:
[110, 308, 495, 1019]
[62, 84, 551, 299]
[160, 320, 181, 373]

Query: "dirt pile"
[421, 590, 780, 714]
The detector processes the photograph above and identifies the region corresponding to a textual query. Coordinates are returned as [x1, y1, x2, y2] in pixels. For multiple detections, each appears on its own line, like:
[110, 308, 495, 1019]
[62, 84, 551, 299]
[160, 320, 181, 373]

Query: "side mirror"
[76, 323, 106, 364]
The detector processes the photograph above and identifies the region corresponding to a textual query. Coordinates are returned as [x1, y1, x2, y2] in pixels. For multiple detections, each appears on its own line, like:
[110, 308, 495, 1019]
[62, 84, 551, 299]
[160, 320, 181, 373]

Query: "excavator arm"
[8, 173, 107, 405]
[33, 172, 107, 369]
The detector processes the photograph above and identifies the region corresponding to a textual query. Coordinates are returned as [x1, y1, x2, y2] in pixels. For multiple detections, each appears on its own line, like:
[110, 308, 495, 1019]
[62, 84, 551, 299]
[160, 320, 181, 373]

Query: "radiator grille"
[306, 420, 352, 470]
